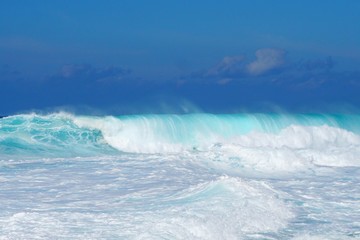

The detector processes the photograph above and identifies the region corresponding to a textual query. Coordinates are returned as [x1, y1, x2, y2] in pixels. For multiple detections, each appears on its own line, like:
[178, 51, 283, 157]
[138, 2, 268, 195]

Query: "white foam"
[152, 176, 294, 238]
[73, 115, 191, 153]
[292, 234, 358, 240]
[1, 113, 359, 239]
[73, 115, 360, 170]
[0, 176, 293, 239]
[231, 124, 360, 149]
[215, 125, 360, 172]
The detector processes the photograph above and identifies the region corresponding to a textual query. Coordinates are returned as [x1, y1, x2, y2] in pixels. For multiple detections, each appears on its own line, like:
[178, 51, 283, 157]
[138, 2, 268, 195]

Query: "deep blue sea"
[1, 113, 360, 239]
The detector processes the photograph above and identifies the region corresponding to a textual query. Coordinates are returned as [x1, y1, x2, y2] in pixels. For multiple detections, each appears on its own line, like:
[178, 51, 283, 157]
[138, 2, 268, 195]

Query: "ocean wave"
[1, 112, 360, 168]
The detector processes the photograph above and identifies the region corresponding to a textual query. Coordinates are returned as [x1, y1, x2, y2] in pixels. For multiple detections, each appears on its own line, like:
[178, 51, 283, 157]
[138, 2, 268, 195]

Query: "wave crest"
[1, 113, 360, 168]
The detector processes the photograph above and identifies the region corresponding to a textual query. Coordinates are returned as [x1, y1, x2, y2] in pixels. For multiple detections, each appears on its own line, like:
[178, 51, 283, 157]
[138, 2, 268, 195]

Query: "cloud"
[204, 55, 246, 78]
[194, 49, 341, 88]
[217, 78, 233, 85]
[246, 48, 286, 75]
[297, 56, 334, 72]
[58, 64, 131, 83]
[194, 48, 287, 83]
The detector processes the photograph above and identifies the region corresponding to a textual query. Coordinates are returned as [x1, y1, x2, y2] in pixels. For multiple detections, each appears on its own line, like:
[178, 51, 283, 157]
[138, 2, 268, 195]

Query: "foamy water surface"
[0, 113, 359, 239]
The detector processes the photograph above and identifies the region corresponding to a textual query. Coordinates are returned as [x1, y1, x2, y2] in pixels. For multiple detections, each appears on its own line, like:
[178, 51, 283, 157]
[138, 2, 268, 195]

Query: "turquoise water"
[1, 113, 360, 239]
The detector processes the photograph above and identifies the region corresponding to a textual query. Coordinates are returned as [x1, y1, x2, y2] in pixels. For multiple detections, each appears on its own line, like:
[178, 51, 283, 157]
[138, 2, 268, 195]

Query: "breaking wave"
[1, 112, 360, 168]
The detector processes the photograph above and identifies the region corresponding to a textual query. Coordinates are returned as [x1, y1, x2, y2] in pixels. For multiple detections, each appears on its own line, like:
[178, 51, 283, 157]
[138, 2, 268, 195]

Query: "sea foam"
[1, 113, 360, 238]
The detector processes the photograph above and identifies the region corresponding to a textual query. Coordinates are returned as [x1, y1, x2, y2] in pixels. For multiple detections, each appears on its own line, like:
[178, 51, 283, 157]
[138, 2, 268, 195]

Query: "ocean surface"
[0, 113, 359, 239]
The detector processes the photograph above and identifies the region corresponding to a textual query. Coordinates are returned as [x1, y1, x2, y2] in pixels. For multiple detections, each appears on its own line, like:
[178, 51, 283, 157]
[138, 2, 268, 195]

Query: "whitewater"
[0, 113, 359, 239]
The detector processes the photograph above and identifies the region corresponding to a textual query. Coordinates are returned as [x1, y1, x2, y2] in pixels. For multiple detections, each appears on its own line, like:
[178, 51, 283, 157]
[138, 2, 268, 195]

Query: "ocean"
[0, 112, 359, 239]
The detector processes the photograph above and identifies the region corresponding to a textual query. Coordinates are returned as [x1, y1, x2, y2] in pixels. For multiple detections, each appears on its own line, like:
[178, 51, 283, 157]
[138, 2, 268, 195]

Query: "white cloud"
[246, 48, 286, 76]
[197, 48, 287, 81]
[205, 55, 245, 77]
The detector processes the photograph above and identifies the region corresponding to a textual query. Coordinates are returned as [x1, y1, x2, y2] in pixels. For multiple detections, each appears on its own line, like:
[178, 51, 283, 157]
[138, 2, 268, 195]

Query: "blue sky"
[1, 1, 360, 115]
